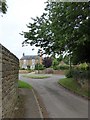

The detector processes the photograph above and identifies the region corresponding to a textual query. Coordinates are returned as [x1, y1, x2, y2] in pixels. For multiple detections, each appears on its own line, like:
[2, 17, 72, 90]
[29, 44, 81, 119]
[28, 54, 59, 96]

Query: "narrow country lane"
[19, 74, 88, 118]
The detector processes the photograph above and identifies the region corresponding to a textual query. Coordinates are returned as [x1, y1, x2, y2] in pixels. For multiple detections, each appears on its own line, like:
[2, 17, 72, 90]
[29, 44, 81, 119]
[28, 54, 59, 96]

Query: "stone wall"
[0, 44, 2, 119]
[0, 44, 19, 118]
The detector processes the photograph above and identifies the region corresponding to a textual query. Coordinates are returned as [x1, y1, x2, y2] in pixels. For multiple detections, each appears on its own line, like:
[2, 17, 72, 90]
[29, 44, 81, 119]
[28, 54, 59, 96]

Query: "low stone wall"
[19, 70, 30, 74]
[0, 44, 19, 118]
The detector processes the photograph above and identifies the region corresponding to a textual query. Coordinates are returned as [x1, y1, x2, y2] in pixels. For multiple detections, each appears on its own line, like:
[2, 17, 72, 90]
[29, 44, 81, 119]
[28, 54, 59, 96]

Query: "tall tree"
[0, 0, 7, 14]
[22, 2, 90, 64]
[42, 57, 52, 68]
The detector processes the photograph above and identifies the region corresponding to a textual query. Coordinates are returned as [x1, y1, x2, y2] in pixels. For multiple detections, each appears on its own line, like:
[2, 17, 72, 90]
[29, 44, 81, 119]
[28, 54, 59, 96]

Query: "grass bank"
[58, 78, 90, 98]
[23, 74, 51, 79]
[18, 80, 32, 89]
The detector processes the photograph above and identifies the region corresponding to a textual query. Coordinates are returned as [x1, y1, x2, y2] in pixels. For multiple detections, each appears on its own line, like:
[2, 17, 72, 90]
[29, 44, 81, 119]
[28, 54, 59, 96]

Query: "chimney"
[23, 53, 25, 56]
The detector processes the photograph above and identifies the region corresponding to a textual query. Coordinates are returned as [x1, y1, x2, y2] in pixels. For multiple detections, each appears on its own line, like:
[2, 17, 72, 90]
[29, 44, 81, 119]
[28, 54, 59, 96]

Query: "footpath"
[14, 88, 48, 118]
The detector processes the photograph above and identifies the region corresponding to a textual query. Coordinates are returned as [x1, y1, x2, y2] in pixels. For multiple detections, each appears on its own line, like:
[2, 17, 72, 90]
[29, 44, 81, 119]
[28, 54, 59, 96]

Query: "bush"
[52, 59, 59, 70]
[72, 70, 89, 87]
[52, 64, 69, 70]
[59, 65, 69, 70]
[20, 68, 25, 70]
[27, 65, 30, 70]
[43, 57, 52, 68]
[35, 63, 45, 70]
[53, 66, 59, 70]
[76, 63, 89, 70]
[65, 69, 74, 78]
[66, 68, 89, 79]
[73, 70, 89, 80]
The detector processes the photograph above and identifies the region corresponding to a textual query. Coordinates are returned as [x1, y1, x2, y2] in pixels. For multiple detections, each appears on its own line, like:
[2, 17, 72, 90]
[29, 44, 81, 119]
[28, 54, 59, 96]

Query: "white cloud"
[0, 0, 47, 59]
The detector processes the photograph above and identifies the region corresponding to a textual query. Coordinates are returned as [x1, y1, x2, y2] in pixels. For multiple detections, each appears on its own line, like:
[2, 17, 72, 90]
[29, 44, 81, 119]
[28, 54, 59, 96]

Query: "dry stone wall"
[0, 44, 2, 119]
[0, 44, 19, 118]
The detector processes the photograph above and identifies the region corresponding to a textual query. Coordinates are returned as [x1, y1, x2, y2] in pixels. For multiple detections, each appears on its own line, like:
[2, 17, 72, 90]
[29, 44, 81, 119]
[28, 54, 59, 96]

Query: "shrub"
[52, 58, 59, 69]
[35, 63, 45, 70]
[72, 70, 89, 87]
[73, 70, 89, 80]
[65, 69, 74, 78]
[52, 64, 69, 70]
[42, 57, 52, 68]
[27, 65, 30, 70]
[76, 63, 89, 70]
[59, 65, 69, 70]
[53, 66, 59, 70]
[65, 65, 89, 89]
[20, 68, 25, 70]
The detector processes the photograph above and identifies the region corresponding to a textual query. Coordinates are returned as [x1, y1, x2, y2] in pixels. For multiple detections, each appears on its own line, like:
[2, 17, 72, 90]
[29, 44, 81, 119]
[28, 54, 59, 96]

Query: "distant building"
[19, 53, 42, 69]
[59, 61, 66, 65]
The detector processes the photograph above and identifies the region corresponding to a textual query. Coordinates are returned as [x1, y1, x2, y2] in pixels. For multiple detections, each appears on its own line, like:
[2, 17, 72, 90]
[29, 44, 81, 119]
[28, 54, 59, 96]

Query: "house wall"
[19, 59, 23, 68]
[0, 44, 19, 118]
[19, 57, 42, 69]
[27, 59, 32, 66]
[19, 59, 32, 68]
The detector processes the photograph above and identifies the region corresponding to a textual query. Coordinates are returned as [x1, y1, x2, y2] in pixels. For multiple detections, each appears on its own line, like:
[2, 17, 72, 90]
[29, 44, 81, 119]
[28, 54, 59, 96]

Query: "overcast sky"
[0, 0, 47, 59]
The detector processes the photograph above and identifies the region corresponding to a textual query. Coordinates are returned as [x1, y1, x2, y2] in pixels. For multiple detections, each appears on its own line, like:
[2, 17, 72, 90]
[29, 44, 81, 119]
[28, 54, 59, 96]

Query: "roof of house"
[20, 55, 39, 60]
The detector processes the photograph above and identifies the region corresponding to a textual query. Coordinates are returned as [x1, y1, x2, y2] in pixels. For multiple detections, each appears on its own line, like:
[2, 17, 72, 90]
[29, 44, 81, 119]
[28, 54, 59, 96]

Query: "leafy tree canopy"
[42, 57, 52, 68]
[22, 2, 90, 64]
[0, 0, 7, 14]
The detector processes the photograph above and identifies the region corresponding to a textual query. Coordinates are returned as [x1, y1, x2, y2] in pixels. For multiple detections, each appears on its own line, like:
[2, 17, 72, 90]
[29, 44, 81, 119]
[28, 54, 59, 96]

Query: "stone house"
[19, 53, 42, 69]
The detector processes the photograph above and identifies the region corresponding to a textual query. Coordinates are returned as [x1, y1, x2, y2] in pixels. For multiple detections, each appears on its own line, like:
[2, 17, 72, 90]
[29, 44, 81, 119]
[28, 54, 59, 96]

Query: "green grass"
[58, 78, 90, 98]
[18, 80, 32, 89]
[23, 74, 51, 79]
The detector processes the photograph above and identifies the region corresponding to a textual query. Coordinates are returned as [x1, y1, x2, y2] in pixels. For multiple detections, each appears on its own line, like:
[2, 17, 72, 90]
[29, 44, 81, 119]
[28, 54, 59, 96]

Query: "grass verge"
[58, 78, 90, 98]
[23, 74, 51, 79]
[18, 80, 32, 89]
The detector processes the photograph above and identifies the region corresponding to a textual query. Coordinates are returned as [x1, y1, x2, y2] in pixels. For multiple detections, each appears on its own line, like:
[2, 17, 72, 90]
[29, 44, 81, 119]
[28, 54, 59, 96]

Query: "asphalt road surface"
[19, 74, 88, 118]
